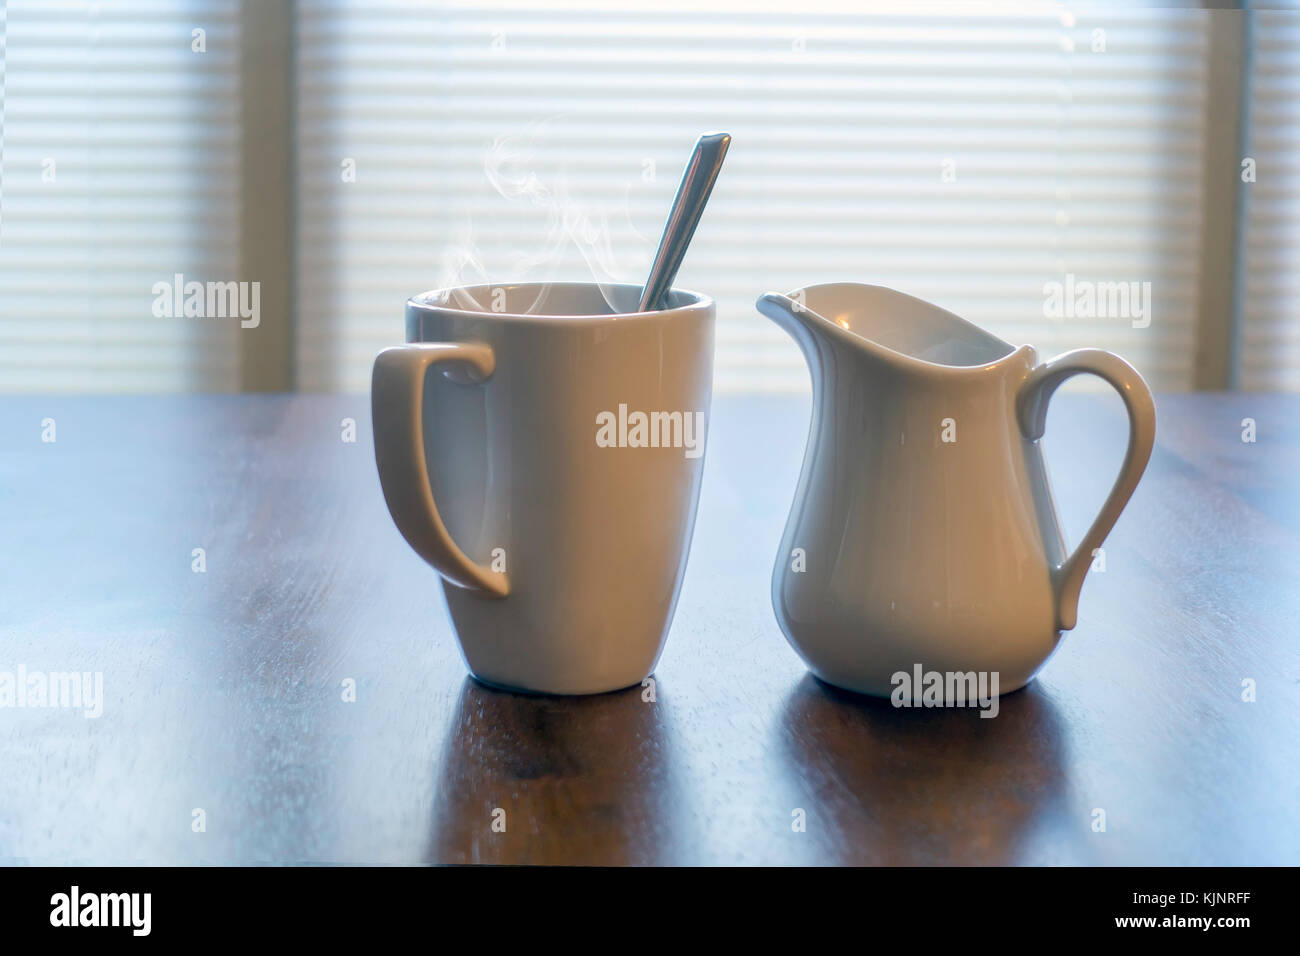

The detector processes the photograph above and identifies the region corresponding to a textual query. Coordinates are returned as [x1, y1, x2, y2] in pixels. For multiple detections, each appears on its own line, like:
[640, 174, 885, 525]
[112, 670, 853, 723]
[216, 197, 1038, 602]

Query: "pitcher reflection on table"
[758, 283, 1156, 698]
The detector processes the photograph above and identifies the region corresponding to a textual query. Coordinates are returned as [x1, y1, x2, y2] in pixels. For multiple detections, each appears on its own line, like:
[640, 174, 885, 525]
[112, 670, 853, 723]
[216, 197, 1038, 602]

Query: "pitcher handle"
[1016, 349, 1155, 630]
[371, 342, 509, 598]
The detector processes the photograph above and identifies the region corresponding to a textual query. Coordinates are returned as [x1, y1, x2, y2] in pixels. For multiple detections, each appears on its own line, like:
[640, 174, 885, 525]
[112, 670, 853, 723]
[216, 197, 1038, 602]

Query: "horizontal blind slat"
[1240, 10, 1300, 392]
[295, 2, 1209, 393]
[0, 0, 242, 394]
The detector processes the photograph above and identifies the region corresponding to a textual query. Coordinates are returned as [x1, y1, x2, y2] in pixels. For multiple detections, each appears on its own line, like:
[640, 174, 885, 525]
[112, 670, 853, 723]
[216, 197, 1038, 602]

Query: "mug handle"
[371, 342, 509, 598]
[1016, 348, 1155, 631]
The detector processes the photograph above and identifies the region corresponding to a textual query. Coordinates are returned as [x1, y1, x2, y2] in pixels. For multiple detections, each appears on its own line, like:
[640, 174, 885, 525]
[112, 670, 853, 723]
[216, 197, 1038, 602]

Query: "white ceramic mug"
[372, 281, 715, 695]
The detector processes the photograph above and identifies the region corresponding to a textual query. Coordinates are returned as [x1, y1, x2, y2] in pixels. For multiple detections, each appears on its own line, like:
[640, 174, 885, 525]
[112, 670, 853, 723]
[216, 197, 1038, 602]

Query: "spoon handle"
[638, 131, 731, 312]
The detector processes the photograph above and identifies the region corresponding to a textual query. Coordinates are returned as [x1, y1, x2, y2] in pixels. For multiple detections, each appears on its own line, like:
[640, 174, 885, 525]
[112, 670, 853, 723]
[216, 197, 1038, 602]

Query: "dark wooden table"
[1, 393, 1296, 865]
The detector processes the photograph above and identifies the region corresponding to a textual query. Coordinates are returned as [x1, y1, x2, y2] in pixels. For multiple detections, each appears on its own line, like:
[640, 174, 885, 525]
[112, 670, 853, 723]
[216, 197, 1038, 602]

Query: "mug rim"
[406, 281, 714, 324]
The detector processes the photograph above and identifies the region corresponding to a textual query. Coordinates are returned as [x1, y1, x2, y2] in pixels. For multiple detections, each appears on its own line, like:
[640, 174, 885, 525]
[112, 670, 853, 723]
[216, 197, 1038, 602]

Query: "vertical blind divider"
[1193, 8, 1250, 391]
[1227, 8, 1255, 392]
[239, 0, 295, 391]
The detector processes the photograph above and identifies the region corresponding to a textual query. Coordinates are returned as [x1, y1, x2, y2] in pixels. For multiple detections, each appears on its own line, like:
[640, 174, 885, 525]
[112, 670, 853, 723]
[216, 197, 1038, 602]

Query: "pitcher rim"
[760, 283, 1035, 377]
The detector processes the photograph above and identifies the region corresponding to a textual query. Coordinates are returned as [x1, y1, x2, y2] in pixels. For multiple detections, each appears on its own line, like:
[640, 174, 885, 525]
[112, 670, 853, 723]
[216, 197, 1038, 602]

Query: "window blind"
[1239, 8, 1300, 391]
[0, 0, 241, 392]
[2, 3, 7, 241]
[295, 0, 1210, 393]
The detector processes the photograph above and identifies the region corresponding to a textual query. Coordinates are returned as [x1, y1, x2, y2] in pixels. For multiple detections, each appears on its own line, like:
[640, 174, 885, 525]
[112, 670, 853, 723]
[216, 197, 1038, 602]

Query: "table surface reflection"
[0, 393, 1296, 865]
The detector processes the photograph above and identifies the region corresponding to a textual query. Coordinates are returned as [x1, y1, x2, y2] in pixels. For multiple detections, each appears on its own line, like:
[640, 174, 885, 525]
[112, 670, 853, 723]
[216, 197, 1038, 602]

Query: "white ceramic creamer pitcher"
[757, 283, 1156, 698]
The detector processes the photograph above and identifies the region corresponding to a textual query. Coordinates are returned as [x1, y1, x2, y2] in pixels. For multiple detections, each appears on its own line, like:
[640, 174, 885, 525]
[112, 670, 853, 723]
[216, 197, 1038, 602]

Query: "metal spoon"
[637, 131, 731, 312]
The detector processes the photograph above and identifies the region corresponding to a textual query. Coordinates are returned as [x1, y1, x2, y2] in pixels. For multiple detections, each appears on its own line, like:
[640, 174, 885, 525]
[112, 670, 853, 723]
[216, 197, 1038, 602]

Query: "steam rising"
[437, 121, 651, 314]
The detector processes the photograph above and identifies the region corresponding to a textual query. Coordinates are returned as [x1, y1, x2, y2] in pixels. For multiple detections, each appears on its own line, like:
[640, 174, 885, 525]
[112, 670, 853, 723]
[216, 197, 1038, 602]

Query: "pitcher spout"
[756, 291, 830, 361]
